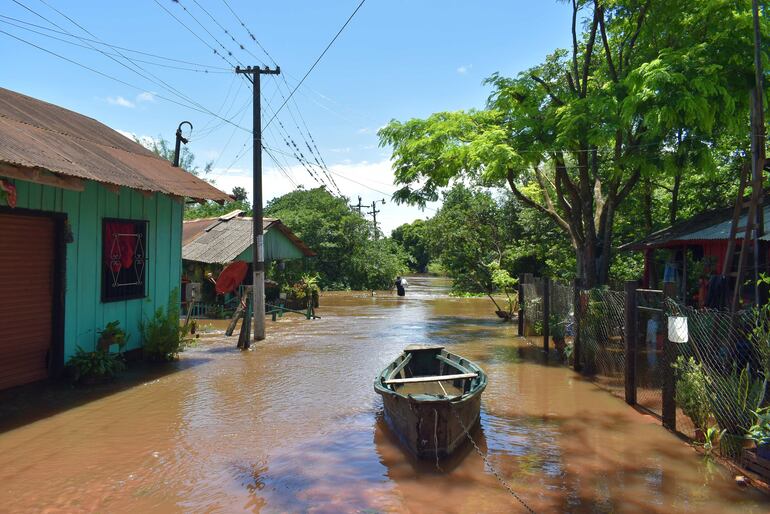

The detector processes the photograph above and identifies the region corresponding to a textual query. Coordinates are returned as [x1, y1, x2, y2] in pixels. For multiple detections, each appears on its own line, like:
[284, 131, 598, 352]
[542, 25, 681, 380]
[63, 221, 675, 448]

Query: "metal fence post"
[518, 275, 525, 337]
[573, 277, 582, 372]
[543, 277, 551, 355]
[624, 280, 638, 405]
[662, 283, 677, 431]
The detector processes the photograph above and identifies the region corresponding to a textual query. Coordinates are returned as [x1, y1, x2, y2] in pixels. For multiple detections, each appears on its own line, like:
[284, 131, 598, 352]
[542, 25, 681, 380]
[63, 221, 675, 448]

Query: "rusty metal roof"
[182, 213, 315, 264]
[0, 87, 230, 201]
[619, 200, 770, 251]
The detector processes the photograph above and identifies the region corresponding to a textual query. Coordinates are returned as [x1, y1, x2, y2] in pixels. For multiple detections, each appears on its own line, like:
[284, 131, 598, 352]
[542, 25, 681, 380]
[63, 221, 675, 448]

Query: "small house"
[619, 200, 770, 306]
[0, 87, 230, 390]
[181, 210, 315, 310]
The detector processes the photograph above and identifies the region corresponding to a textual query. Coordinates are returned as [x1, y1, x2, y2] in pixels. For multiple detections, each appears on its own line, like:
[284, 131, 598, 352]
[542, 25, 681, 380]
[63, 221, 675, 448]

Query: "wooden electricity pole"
[350, 196, 363, 214]
[367, 200, 381, 239]
[235, 65, 280, 345]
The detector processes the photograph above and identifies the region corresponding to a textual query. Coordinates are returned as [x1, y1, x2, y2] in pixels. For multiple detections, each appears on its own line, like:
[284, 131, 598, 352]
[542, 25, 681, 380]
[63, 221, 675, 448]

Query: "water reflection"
[0, 276, 768, 512]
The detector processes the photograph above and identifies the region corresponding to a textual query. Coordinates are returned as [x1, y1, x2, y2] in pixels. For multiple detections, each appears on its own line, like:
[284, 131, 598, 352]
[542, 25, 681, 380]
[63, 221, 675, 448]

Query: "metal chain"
[433, 408, 442, 472]
[449, 404, 537, 514]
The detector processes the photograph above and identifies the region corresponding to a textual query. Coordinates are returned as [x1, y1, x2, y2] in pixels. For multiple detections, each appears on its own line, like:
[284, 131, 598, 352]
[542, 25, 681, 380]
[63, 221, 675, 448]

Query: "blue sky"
[0, 0, 573, 233]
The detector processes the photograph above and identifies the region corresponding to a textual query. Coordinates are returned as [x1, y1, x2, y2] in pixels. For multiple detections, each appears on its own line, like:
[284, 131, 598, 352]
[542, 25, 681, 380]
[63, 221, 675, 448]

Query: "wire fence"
[520, 275, 770, 470]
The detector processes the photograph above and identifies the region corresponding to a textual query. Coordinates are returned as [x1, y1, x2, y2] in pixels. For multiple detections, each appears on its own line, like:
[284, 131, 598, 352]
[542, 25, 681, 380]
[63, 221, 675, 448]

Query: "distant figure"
[395, 276, 408, 297]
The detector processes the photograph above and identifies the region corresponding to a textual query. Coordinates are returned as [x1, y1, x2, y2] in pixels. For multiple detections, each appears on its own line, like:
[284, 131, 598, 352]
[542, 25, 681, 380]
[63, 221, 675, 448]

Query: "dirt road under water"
[1, 276, 769, 513]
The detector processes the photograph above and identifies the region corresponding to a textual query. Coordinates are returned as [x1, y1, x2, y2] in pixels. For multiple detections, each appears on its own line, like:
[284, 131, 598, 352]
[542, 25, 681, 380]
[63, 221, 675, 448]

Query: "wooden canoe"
[374, 344, 487, 460]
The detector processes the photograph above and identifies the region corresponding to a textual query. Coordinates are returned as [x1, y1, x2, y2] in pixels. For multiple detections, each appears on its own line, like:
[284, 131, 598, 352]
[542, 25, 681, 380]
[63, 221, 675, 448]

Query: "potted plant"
[706, 364, 766, 459]
[96, 320, 128, 352]
[672, 356, 712, 441]
[747, 407, 770, 460]
[66, 345, 125, 385]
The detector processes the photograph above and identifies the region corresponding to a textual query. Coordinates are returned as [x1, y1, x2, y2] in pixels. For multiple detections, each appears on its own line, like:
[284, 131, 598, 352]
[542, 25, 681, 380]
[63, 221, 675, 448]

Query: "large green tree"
[391, 219, 431, 272]
[380, 0, 763, 287]
[265, 187, 407, 290]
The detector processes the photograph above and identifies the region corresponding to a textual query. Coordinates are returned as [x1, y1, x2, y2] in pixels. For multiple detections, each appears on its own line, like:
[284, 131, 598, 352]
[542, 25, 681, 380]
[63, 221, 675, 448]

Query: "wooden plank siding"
[9, 178, 184, 361]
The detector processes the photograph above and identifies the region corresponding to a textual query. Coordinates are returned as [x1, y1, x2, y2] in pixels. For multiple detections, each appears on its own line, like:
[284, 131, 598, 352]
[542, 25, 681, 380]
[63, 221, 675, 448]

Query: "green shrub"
[673, 356, 712, 433]
[66, 346, 125, 383]
[141, 290, 192, 361]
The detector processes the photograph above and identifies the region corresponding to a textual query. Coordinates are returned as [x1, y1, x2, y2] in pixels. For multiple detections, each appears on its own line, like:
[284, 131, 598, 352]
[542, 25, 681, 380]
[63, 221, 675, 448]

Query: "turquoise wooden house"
[0, 87, 230, 390]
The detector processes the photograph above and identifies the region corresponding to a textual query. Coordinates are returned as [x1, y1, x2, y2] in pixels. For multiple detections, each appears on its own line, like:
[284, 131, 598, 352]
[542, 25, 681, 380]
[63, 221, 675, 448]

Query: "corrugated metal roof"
[182, 215, 315, 264]
[619, 201, 770, 251]
[0, 88, 230, 201]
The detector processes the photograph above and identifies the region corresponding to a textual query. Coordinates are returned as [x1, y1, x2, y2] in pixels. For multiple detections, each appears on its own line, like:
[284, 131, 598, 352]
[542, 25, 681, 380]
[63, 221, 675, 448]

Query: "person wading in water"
[395, 276, 408, 297]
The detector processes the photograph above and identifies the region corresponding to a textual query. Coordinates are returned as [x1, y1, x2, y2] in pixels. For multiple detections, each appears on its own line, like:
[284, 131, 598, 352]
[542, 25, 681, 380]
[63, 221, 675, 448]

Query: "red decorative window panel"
[102, 219, 148, 302]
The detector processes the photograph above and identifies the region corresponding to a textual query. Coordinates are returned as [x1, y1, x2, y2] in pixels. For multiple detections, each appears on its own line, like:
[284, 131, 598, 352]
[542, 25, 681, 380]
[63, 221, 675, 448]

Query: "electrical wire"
[264, 0, 367, 130]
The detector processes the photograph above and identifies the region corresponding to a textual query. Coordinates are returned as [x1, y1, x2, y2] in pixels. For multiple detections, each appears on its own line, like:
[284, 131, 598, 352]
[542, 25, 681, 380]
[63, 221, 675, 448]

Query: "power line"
[0, 13, 230, 70]
[220, 0, 275, 64]
[264, 0, 367, 129]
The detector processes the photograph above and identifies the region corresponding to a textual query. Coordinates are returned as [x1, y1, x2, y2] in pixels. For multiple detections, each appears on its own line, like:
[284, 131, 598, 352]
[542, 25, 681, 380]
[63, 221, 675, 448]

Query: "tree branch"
[597, 3, 618, 82]
[531, 74, 564, 106]
[506, 169, 571, 234]
[581, 6, 601, 97]
[571, 0, 581, 93]
[624, 0, 651, 68]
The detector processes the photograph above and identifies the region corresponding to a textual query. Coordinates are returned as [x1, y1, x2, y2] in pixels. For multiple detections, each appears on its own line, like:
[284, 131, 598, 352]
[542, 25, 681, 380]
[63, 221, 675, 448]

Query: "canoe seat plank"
[385, 372, 477, 385]
[436, 354, 472, 375]
[387, 353, 413, 381]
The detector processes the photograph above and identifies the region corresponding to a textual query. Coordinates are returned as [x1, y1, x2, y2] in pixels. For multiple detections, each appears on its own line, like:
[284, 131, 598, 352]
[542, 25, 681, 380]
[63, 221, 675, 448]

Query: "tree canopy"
[379, 0, 765, 286]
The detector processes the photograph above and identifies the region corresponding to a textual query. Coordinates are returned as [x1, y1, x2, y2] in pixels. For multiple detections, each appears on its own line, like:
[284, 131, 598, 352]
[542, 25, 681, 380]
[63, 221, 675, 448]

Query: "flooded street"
[1, 276, 768, 513]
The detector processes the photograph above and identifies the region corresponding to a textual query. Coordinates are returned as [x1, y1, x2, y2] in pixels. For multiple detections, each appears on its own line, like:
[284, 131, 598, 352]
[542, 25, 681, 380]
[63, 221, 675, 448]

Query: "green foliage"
[702, 426, 725, 457]
[141, 290, 192, 361]
[264, 187, 407, 290]
[391, 219, 431, 272]
[489, 261, 519, 318]
[672, 356, 712, 432]
[379, 1, 762, 286]
[66, 346, 125, 383]
[231, 186, 248, 202]
[747, 407, 770, 448]
[97, 320, 129, 349]
[184, 200, 250, 221]
[707, 364, 766, 437]
[139, 136, 213, 178]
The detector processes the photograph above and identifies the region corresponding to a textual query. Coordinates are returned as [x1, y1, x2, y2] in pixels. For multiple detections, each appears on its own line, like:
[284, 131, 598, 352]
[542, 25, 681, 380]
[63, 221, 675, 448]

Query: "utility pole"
[172, 121, 192, 167]
[235, 64, 280, 345]
[367, 200, 381, 239]
[751, 0, 766, 307]
[350, 196, 363, 214]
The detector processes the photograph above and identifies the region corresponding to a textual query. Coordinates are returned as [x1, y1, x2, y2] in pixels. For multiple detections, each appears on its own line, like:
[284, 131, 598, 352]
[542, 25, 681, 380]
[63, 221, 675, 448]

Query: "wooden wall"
[11, 179, 183, 360]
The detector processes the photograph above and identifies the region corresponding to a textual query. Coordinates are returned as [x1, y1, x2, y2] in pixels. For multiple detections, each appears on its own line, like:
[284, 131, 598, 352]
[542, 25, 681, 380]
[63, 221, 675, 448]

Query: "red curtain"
[104, 222, 136, 273]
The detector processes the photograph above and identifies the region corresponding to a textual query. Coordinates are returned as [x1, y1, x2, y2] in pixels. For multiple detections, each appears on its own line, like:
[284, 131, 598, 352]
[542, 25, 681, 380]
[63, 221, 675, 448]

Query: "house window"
[102, 219, 148, 302]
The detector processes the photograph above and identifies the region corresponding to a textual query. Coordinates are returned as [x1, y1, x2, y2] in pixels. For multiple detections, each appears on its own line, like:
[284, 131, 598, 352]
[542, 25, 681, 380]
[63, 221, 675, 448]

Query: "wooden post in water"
[543, 277, 551, 359]
[662, 283, 677, 431]
[517, 276, 524, 337]
[624, 281, 638, 406]
[573, 277, 582, 372]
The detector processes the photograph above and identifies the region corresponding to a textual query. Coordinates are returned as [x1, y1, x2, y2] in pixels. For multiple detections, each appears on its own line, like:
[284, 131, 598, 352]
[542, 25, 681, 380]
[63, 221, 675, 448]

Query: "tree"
[264, 187, 407, 290]
[391, 219, 431, 272]
[232, 186, 248, 203]
[424, 185, 522, 293]
[380, 0, 762, 287]
[139, 136, 213, 178]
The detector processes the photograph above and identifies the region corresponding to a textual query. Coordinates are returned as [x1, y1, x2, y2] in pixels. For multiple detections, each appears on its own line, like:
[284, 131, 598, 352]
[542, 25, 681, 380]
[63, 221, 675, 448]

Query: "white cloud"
[456, 64, 472, 75]
[357, 127, 371, 134]
[136, 91, 155, 104]
[107, 96, 135, 108]
[207, 159, 440, 235]
[106, 92, 155, 108]
[328, 147, 351, 153]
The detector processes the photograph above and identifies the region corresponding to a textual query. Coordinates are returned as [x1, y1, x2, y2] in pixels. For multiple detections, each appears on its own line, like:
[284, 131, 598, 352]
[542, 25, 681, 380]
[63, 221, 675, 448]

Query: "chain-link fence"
[520, 277, 544, 337]
[666, 300, 768, 457]
[518, 275, 770, 469]
[578, 288, 627, 399]
[635, 289, 665, 417]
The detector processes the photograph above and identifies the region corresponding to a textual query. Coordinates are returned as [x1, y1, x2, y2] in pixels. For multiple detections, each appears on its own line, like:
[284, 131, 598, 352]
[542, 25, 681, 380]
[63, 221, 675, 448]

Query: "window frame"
[101, 217, 149, 303]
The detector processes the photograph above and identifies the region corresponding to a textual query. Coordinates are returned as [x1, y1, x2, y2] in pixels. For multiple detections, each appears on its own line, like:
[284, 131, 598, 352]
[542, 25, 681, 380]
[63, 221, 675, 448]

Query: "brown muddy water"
[1, 276, 769, 513]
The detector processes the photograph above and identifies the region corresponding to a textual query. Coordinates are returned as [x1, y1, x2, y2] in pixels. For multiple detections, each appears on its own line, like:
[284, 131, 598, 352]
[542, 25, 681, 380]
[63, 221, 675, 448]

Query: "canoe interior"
[383, 347, 482, 399]
[374, 346, 487, 460]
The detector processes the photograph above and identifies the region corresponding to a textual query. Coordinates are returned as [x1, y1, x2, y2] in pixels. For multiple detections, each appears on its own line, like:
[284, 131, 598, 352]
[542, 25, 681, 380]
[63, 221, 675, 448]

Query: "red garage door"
[0, 212, 55, 390]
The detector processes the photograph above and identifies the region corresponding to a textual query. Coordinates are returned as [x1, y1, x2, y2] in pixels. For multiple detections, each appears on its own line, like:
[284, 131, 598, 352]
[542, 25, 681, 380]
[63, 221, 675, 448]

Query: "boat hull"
[380, 389, 482, 460]
[374, 346, 486, 460]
